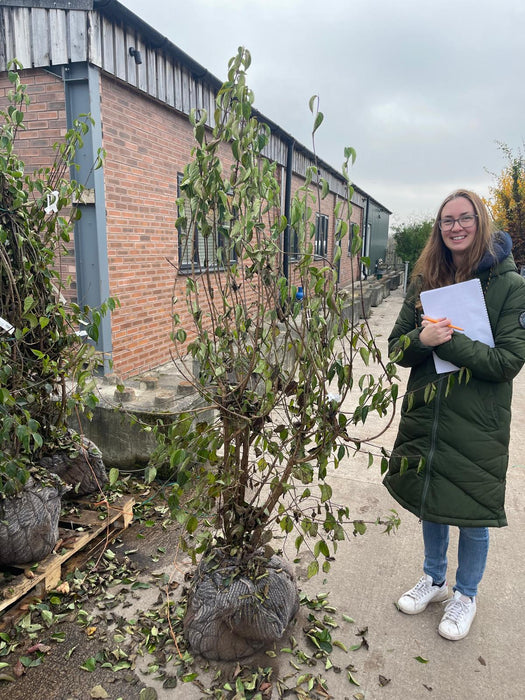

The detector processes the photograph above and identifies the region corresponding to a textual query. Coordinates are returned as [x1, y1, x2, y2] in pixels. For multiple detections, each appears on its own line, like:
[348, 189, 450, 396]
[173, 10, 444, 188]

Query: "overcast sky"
[122, 0, 524, 228]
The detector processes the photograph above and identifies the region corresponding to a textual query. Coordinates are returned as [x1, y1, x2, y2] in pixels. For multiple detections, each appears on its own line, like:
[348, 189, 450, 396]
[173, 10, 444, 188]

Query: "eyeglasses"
[438, 214, 478, 231]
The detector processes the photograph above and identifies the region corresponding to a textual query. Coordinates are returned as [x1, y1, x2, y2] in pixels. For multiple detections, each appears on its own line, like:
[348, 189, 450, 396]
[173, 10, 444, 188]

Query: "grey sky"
[122, 0, 524, 227]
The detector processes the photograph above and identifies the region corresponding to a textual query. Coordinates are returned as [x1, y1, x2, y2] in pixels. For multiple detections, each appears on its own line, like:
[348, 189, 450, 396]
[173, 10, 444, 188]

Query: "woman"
[384, 189, 525, 640]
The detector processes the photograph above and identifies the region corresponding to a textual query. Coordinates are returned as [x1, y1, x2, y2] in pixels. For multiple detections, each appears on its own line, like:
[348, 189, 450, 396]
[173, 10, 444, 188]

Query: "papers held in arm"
[420, 278, 494, 374]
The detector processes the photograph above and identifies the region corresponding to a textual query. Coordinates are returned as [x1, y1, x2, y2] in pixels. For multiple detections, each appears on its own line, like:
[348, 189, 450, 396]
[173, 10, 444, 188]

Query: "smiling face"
[439, 196, 478, 264]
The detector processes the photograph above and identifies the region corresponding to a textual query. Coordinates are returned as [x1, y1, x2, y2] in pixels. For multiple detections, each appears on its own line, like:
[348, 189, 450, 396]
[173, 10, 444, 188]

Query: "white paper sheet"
[420, 278, 494, 373]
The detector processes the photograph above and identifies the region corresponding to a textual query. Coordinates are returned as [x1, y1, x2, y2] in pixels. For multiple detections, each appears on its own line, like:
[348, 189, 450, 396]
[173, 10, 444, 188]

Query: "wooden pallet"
[0, 494, 134, 616]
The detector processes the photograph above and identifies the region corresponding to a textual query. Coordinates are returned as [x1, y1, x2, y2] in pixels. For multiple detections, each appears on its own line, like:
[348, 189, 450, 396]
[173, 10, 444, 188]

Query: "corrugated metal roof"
[0, 0, 391, 212]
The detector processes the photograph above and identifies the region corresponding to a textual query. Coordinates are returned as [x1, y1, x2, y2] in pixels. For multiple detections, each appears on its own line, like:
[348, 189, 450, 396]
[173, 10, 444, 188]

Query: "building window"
[289, 226, 299, 261]
[315, 213, 329, 258]
[177, 172, 235, 271]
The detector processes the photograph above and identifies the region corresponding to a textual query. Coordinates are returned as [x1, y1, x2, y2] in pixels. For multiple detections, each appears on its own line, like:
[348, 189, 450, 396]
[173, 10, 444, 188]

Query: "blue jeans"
[422, 520, 489, 598]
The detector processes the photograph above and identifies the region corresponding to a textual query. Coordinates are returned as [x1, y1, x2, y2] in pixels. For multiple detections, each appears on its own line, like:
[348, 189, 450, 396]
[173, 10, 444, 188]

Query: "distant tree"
[392, 219, 433, 275]
[487, 143, 525, 269]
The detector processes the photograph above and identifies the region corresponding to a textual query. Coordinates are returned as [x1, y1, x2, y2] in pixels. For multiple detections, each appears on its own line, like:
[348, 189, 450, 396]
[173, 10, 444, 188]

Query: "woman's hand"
[420, 316, 454, 347]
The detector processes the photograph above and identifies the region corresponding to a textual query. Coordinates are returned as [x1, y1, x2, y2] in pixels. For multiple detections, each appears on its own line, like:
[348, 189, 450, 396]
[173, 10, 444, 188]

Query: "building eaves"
[2, 0, 390, 214]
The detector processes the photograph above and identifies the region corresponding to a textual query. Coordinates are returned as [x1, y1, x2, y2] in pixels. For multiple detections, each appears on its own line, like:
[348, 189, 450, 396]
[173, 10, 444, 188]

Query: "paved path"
[161, 286, 525, 700]
[295, 287, 525, 700]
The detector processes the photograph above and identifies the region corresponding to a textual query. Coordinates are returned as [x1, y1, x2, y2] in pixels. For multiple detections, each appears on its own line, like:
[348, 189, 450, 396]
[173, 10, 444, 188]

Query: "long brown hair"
[412, 189, 496, 291]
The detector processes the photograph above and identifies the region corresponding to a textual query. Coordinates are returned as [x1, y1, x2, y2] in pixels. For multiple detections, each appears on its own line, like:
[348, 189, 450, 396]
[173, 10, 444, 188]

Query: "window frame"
[314, 213, 329, 258]
[177, 172, 236, 272]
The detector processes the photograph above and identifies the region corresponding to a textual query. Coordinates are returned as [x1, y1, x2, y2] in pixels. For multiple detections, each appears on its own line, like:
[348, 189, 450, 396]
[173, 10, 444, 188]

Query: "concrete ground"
[179, 286, 525, 700]
[294, 288, 525, 700]
[2, 286, 524, 700]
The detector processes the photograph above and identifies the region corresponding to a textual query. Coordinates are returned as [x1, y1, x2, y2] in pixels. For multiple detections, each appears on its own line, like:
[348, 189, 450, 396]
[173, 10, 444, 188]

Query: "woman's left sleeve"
[434, 281, 525, 382]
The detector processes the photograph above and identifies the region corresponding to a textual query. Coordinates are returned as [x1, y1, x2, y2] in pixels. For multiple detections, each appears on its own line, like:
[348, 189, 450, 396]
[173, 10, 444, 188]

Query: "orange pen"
[424, 316, 464, 331]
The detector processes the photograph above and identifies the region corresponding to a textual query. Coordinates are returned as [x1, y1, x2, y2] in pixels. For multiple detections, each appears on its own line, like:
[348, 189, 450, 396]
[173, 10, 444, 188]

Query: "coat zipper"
[419, 380, 444, 520]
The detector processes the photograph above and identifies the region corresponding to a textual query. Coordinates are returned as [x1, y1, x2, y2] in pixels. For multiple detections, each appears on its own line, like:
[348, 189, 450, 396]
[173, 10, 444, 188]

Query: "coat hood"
[476, 231, 512, 272]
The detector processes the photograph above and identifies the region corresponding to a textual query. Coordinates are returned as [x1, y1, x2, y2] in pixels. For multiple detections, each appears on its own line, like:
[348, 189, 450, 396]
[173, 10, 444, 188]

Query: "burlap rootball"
[0, 476, 67, 565]
[184, 552, 299, 661]
[39, 435, 107, 496]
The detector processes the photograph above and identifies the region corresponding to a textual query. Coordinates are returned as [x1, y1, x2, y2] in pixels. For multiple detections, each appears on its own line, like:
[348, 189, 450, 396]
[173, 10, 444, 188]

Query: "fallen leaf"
[90, 685, 109, 699]
[86, 626, 97, 637]
[26, 643, 51, 654]
[0, 673, 15, 683]
[478, 656, 486, 666]
[55, 582, 70, 594]
[139, 688, 158, 700]
[415, 655, 429, 663]
[347, 670, 360, 686]
[13, 660, 25, 678]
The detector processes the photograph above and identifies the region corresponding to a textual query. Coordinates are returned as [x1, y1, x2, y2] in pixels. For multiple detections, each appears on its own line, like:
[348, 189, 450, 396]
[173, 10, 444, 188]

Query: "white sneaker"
[397, 574, 449, 615]
[438, 590, 477, 640]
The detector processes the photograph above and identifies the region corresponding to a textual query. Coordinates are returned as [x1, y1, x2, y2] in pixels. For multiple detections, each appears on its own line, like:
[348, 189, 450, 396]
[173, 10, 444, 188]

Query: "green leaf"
[353, 520, 366, 535]
[112, 660, 131, 671]
[81, 657, 97, 672]
[319, 482, 332, 503]
[19, 656, 42, 668]
[139, 689, 158, 700]
[186, 515, 199, 534]
[144, 466, 157, 484]
[41, 609, 54, 626]
[415, 655, 429, 663]
[307, 560, 319, 579]
[181, 673, 199, 683]
[347, 670, 360, 686]
[313, 111, 324, 133]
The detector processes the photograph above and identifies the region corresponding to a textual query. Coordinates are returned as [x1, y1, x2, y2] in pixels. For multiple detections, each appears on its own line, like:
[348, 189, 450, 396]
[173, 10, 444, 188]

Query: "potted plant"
[0, 64, 114, 564]
[162, 48, 399, 660]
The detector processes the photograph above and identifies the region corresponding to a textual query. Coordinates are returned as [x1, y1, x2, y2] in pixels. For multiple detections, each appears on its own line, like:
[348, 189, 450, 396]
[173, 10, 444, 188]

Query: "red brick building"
[0, 0, 391, 378]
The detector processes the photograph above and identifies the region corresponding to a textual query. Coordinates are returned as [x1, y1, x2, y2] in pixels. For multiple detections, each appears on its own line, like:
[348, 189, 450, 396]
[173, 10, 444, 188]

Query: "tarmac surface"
[3, 286, 525, 700]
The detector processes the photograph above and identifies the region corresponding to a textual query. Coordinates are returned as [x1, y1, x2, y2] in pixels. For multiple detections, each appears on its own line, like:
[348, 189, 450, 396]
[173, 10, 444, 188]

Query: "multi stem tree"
[162, 48, 400, 578]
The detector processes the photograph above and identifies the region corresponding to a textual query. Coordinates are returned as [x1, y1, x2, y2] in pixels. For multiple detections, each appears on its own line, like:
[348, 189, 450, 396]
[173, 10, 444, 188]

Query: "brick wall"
[1, 68, 365, 379]
[0, 69, 77, 300]
[99, 75, 268, 377]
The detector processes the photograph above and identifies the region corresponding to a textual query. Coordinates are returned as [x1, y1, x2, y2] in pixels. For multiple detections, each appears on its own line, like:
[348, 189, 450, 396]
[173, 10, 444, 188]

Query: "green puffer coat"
[384, 236, 525, 527]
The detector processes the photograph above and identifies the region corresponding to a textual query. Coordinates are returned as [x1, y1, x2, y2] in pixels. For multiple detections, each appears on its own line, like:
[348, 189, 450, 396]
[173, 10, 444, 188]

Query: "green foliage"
[163, 48, 399, 574]
[392, 219, 433, 274]
[0, 64, 116, 495]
